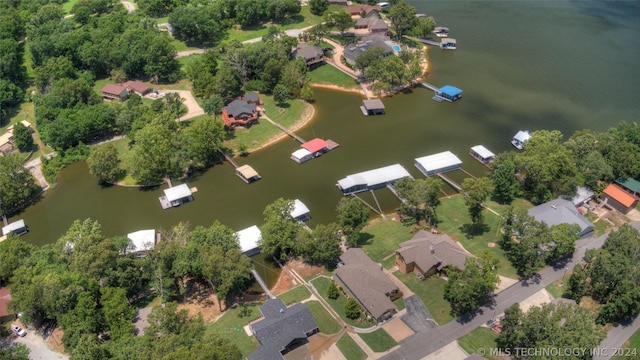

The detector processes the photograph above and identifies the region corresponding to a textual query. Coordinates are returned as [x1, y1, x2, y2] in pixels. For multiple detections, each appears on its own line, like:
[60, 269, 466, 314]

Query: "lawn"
[308, 65, 360, 89]
[545, 269, 572, 299]
[614, 328, 640, 359]
[223, 96, 310, 154]
[586, 213, 611, 236]
[305, 300, 342, 335]
[336, 333, 367, 360]
[394, 270, 453, 324]
[4, 102, 55, 160]
[436, 195, 519, 278]
[205, 304, 260, 357]
[392, 296, 405, 311]
[457, 327, 499, 360]
[177, 54, 203, 69]
[277, 285, 311, 305]
[359, 219, 414, 266]
[310, 276, 375, 327]
[63, 0, 80, 13]
[358, 328, 397, 352]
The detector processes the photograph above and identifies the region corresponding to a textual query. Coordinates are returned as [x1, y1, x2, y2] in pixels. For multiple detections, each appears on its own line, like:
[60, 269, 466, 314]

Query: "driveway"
[401, 295, 437, 333]
[13, 333, 68, 360]
[147, 90, 204, 121]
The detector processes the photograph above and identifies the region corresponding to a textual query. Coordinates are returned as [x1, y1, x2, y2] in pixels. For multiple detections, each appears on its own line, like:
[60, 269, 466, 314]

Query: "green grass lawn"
[277, 285, 311, 305]
[62, 0, 80, 13]
[336, 333, 367, 360]
[310, 276, 375, 327]
[359, 219, 413, 266]
[308, 65, 360, 89]
[436, 195, 518, 278]
[545, 269, 572, 299]
[177, 54, 203, 69]
[614, 328, 640, 359]
[155, 16, 169, 25]
[392, 296, 405, 311]
[457, 327, 499, 360]
[484, 198, 533, 214]
[305, 300, 342, 335]
[358, 328, 397, 352]
[394, 270, 453, 324]
[223, 96, 310, 154]
[205, 304, 260, 357]
[587, 213, 611, 236]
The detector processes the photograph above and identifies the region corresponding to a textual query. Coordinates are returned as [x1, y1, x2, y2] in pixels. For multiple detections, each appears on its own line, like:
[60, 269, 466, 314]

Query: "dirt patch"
[382, 317, 415, 342]
[46, 328, 66, 354]
[176, 280, 223, 322]
[308, 331, 345, 359]
[487, 242, 496, 248]
[288, 258, 328, 281]
[271, 270, 296, 296]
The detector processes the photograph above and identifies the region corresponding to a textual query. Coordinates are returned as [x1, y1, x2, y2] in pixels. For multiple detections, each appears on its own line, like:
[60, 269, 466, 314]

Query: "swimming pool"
[392, 45, 401, 52]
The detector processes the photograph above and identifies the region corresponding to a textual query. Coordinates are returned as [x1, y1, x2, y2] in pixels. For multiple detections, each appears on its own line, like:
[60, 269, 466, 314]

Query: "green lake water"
[14, 1, 640, 253]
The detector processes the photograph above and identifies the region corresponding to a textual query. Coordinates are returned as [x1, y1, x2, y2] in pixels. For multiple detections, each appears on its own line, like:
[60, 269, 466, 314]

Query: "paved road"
[593, 314, 640, 360]
[381, 233, 608, 360]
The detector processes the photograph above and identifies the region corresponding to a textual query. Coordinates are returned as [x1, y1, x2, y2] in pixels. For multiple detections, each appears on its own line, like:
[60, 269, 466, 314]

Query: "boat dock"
[420, 82, 440, 91]
[326, 139, 340, 150]
[436, 173, 462, 192]
[251, 269, 275, 299]
[416, 38, 442, 46]
[263, 116, 305, 144]
[218, 148, 239, 168]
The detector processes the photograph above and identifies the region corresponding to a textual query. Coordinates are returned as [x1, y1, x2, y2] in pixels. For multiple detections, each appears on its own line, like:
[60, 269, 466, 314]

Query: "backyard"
[205, 303, 260, 357]
[359, 218, 414, 269]
[394, 270, 453, 324]
[305, 300, 342, 335]
[308, 65, 360, 89]
[277, 284, 311, 305]
[310, 276, 375, 328]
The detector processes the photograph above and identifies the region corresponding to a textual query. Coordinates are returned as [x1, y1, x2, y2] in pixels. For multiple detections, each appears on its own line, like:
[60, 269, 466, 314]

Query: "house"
[159, 184, 193, 209]
[101, 84, 129, 101]
[236, 225, 262, 256]
[414, 151, 462, 176]
[0, 132, 14, 155]
[337, 163, 413, 195]
[395, 230, 472, 279]
[528, 198, 594, 237]
[290, 199, 310, 221]
[361, 99, 385, 115]
[248, 298, 319, 360]
[126, 229, 157, 254]
[568, 186, 595, 207]
[2, 220, 27, 236]
[293, 43, 325, 70]
[236, 164, 261, 183]
[243, 92, 261, 105]
[615, 177, 640, 199]
[343, 35, 393, 66]
[222, 99, 259, 128]
[469, 145, 496, 164]
[345, 5, 381, 16]
[602, 183, 638, 214]
[355, 16, 389, 35]
[334, 248, 398, 323]
[123, 80, 151, 96]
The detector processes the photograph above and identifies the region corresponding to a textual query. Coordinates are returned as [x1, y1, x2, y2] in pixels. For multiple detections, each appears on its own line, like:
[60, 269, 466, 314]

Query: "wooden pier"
[326, 139, 340, 150]
[351, 193, 382, 216]
[416, 38, 442, 46]
[436, 173, 462, 192]
[218, 148, 239, 168]
[420, 82, 440, 92]
[251, 269, 275, 299]
[262, 116, 305, 144]
[370, 190, 385, 219]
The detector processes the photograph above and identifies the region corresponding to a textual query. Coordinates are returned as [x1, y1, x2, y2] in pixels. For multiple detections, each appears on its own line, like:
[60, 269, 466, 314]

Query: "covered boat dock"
[511, 130, 531, 150]
[415, 151, 463, 176]
[434, 85, 463, 102]
[337, 164, 413, 195]
[159, 183, 194, 209]
[290, 199, 311, 221]
[440, 38, 457, 50]
[236, 164, 261, 183]
[360, 99, 385, 115]
[126, 229, 158, 254]
[236, 225, 262, 256]
[469, 145, 496, 164]
[1, 219, 27, 236]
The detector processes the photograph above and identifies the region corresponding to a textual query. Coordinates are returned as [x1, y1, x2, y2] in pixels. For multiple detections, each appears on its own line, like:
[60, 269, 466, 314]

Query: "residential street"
[381, 233, 608, 360]
[593, 314, 640, 360]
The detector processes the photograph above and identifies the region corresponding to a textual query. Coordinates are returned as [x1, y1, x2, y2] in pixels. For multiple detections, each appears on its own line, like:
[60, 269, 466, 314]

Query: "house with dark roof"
[242, 92, 261, 105]
[346, 5, 381, 16]
[355, 16, 388, 35]
[333, 248, 398, 323]
[222, 99, 259, 128]
[123, 80, 151, 96]
[248, 298, 319, 360]
[615, 177, 640, 198]
[343, 35, 393, 66]
[602, 183, 638, 214]
[101, 84, 129, 101]
[293, 43, 325, 69]
[528, 198, 594, 237]
[395, 230, 472, 279]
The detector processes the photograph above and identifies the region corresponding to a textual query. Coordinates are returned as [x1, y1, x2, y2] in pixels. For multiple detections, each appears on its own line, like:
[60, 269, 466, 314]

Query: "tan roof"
[237, 164, 259, 179]
[101, 84, 127, 96]
[0, 133, 13, 146]
[123, 80, 150, 94]
[396, 230, 472, 273]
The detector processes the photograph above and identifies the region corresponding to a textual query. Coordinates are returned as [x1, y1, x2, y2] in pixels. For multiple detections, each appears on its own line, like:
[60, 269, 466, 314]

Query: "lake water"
[15, 1, 640, 249]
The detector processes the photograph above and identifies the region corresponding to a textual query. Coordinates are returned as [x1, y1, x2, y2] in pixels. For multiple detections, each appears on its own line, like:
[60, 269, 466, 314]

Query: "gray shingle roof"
[396, 230, 471, 273]
[343, 35, 393, 63]
[244, 92, 259, 103]
[294, 43, 324, 61]
[249, 299, 318, 360]
[224, 99, 256, 117]
[528, 198, 594, 236]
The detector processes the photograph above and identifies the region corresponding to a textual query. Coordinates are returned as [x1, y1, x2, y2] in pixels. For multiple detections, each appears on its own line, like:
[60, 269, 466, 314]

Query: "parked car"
[11, 325, 27, 337]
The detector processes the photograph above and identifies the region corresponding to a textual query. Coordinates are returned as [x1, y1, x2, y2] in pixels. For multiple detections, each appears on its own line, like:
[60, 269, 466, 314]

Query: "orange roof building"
[602, 183, 638, 214]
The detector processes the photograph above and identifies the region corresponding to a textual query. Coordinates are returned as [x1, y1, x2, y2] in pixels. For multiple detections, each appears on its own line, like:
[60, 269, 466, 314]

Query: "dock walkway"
[436, 173, 462, 192]
[420, 82, 440, 92]
[251, 269, 275, 299]
[416, 38, 442, 46]
[217, 148, 239, 168]
[261, 114, 305, 144]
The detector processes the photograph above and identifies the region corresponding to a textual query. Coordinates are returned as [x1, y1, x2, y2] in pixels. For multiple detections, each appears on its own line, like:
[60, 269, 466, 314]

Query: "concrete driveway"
[13, 333, 68, 360]
[147, 90, 204, 121]
[401, 295, 437, 333]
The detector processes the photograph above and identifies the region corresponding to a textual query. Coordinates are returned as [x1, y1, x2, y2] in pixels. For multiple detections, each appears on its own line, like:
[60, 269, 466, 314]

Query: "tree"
[71, 334, 109, 360]
[309, 0, 329, 16]
[202, 95, 224, 119]
[336, 197, 370, 247]
[0, 344, 29, 360]
[130, 122, 175, 185]
[344, 298, 361, 319]
[178, 116, 225, 172]
[0, 153, 40, 215]
[298, 223, 342, 267]
[460, 177, 494, 234]
[260, 198, 302, 261]
[0, 234, 35, 284]
[100, 287, 135, 339]
[500, 208, 551, 279]
[327, 281, 340, 300]
[497, 302, 606, 357]
[394, 177, 442, 225]
[411, 16, 435, 38]
[547, 223, 579, 262]
[490, 153, 519, 203]
[200, 245, 252, 312]
[444, 252, 499, 316]
[87, 143, 121, 183]
[272, 84, 289, 106]
[12, 122, 34, 152]
[388, 1, 416, 39]
[325, 10, 355, 35]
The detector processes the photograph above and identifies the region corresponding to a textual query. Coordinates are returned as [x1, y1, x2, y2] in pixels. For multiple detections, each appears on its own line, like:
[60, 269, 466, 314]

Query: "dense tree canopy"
[260, 198, 302, 261]
[394, 177, 442, 226]
[87, 143, 122, 183]
[336, 197, 370, 247]
[0, 153, 40, 215]
[444, 252, 499, 316]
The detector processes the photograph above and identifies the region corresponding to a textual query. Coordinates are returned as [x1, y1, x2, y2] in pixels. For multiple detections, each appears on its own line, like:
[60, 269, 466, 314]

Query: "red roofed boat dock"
[291, 138, 340, 163]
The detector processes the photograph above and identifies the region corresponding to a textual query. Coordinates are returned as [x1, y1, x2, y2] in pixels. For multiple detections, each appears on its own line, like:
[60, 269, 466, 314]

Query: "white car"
[11, 325, 27, 337]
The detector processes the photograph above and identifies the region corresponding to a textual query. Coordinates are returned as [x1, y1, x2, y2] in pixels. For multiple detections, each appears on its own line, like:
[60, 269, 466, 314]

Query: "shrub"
[345, 298, 361, 320]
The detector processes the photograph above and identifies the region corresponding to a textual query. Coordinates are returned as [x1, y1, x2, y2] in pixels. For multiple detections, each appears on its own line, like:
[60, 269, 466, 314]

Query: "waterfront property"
[345, 4, 381, 16]
[343, 35, 393, 66]
[222, 98, 259, 128]
[236, 164, 261, 183]
[101, 84, 129, 101]
[440, 38, 457, 50]
[469, 145, 496, 164]
[126, 229, 157, 255]
[1, 219, 27, 236]
[395, 230, 471, 280]
[337, 164, 413, 195]
[361, 99, 385, 115]
[434, 85, 463, 102]
[248, 298, 319, 360]
[602, 183, 638, 214]
[414, 151, 463, 176]
[511, 130, 531, 150]
[236, 225, 262, 256]
[290, 199, 311, 221]
[354, 12, 389, 36]
[334, 248, 398, 323]
[432, 27, 450, 37]
[291, 138, 334, 163]
[528, 198, 594, 237]
[293, 43, 325, 70]
[159, 183, 194, 209]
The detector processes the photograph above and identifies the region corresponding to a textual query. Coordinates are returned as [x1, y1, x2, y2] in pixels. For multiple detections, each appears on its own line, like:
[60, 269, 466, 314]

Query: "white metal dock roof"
[290, 199, 310, 219]
[338, 164, 412, 189]
[470, 145, 495, 159]
[414, 151, 462, 173]
[2, 219, 25, 236]
[291, 148, 312, 159]
[236, 225, 262, 254]
[513, 130, 531, 142]
[163, 184, 192, 202]
[126, 229, 156, 253]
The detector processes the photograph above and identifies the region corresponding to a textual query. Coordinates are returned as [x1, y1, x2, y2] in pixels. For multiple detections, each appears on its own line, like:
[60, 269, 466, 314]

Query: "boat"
[511, 130, 531, 150]
[432, 27, 449, 38]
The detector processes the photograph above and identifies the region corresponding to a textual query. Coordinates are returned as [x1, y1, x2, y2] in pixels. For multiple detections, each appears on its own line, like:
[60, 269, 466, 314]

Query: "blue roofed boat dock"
[421, 82, 463, 102]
